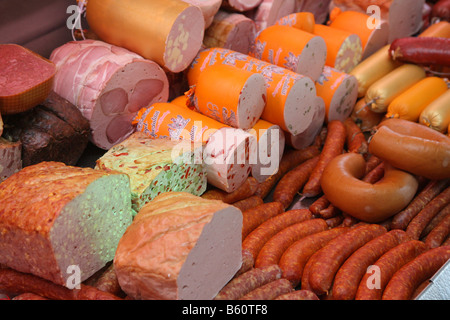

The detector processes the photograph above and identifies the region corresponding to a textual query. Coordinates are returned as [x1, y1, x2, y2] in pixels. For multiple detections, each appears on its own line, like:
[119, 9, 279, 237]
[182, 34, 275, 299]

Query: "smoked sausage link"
[307, 224, 387, 296]
[321, 153, 419, 223]
[382, 245, 450, 300]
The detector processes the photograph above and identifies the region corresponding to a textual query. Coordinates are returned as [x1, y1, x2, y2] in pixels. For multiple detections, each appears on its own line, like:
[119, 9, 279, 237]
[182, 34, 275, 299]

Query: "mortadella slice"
[203, 10, 257, 55]
[0, 138, 22, 182]
[114, 192, 243, 300]
[286, 97, 325, 150]
[251, 24, 327, 82]
[188, 47, 318, 136]
[50, 40, 169, 150]
[95, 133, 207, 213]
[132, 102, 257, 193]
[315, 66, 358, 122]
[188, 63, 267, 130]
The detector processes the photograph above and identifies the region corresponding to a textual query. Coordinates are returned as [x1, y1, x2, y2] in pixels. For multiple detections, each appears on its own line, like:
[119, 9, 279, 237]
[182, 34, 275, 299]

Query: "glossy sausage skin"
[321, 153, 419, 223]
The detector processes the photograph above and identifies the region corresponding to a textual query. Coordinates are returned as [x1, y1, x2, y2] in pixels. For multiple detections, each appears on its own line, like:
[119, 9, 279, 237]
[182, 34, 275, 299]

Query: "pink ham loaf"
[50, 40, 169, 150]
[204, 10, 257, 55]
[0, 138, 22, 182]
[114, 192, 243, 300]
[182, 0, 222, 29]
[0, 162, 133, 287]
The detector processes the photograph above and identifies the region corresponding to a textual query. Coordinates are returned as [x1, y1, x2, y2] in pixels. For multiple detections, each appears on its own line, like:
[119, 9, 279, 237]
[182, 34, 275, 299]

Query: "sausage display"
[187, 47, 319, 136]
[2, 0, 450, 302]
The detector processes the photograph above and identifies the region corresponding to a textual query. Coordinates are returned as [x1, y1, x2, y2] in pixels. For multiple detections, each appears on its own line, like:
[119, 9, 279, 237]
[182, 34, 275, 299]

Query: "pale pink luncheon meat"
[50, 40, 169, 150]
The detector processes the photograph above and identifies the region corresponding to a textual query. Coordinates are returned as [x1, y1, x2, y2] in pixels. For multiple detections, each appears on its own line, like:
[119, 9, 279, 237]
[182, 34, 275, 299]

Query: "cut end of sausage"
[164, 5, 205, 73]
[238, 73, 267, 130]
[203, 127, 257, 192]
[283, 76, 317, 136]
[327, 74, 358, 122]
[249, 123, 285, 182]
[334, 34, 363, 73]
[287, 97, 325, 150]
[296, 36, 328, 83]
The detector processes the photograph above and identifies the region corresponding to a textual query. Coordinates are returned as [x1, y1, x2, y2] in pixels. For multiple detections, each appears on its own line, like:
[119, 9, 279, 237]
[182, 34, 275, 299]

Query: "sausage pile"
[212, 116, 450, 300]
[1, 0, 450, 301]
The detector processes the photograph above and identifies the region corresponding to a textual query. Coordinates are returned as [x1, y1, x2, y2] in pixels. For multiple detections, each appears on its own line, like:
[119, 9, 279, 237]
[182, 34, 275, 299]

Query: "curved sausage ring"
[321, 153, 418, 223]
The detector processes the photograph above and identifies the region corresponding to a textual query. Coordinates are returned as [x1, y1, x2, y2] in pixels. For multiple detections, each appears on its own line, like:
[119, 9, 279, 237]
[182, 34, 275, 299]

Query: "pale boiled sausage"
[50, 40, 169, 150]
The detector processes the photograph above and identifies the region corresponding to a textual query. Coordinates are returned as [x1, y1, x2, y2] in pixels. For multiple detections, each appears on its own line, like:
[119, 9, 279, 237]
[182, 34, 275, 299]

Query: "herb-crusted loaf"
[95, 133, 207, 213]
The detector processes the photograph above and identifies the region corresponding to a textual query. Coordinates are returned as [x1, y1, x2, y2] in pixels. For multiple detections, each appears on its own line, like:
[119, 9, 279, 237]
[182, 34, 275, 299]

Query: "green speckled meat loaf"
[95, 133, 207, 213]
[0, 162, 133, 287]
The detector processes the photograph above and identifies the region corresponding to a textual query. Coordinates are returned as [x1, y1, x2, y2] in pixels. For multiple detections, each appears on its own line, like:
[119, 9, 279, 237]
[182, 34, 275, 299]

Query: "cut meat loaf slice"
[50, 40, 169, 150]
[0, 162, 133, 287]
[0, 44, 56, 114]
[114, 192, 243, 300]
[95, 133, 207, 213]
